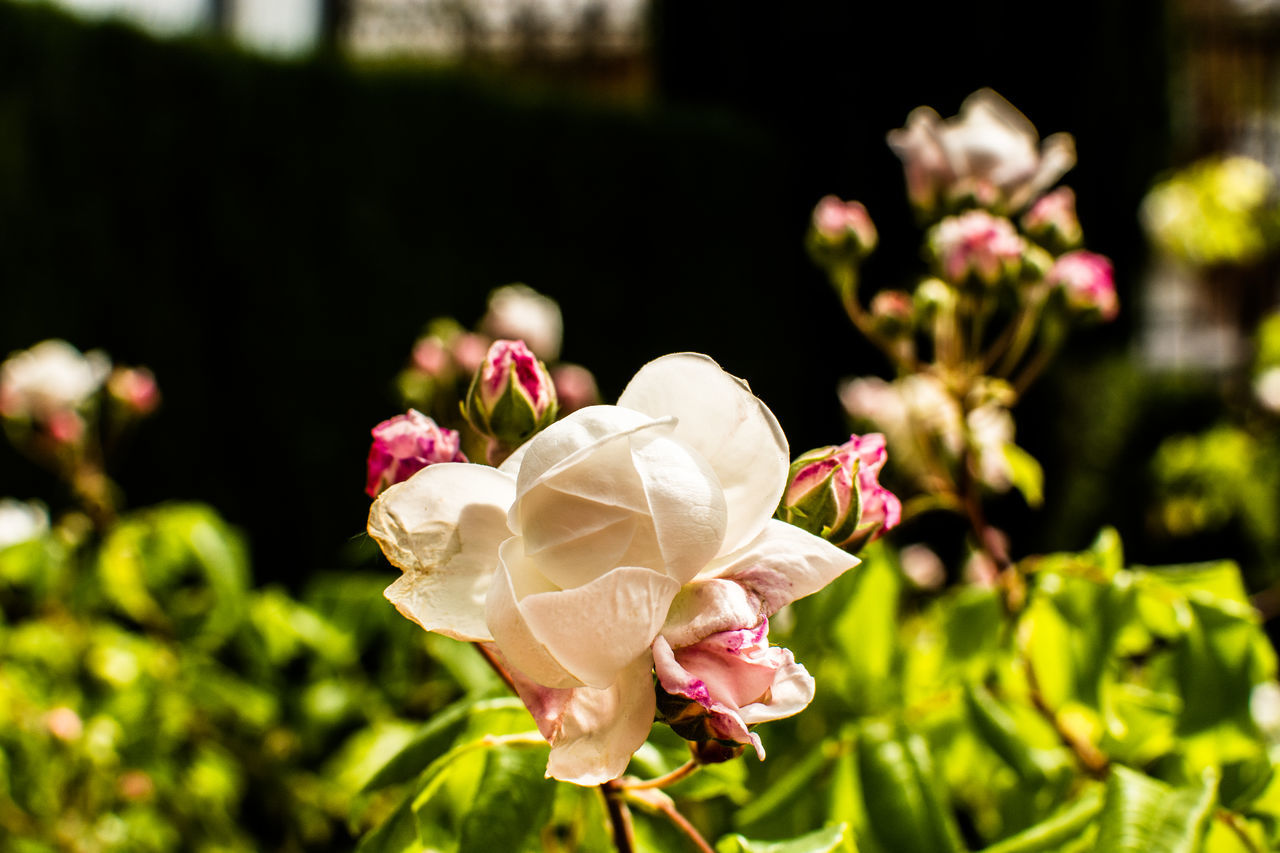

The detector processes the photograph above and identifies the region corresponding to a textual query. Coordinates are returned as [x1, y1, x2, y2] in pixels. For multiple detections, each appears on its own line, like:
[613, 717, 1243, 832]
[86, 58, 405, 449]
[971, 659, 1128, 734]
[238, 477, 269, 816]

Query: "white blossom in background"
[0, 340, 110, 423]
[1255, 367, 1280, 412]
[0, 499, 49, 550]
[481, 285, 564, 363]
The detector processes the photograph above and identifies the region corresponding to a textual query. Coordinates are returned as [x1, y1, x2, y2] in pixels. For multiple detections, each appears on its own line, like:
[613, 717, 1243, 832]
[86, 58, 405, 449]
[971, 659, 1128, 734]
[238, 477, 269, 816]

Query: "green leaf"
[457, 745, 557, 853]
[1003, 444, 1043, 508]
[361, 696, 526, 792]
[981, 786, 1103, 853]
[855, 720, 964, 853]
[355, 790, 421, 853]
[1093, 765, 1218, 853]
[964, 683, 1070, 786]
[716, 823, 853, 853]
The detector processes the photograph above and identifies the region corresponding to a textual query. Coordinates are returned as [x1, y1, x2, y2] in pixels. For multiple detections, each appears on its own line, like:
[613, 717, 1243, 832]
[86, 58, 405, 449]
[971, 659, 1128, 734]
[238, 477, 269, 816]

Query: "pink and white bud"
[365, 409, 466, 498]
[1022, 187, 1083, 249]
[870, 290, 915, 336]
[107, 367, 160, 416]
[481, 284, 564, 362]
[900, 544, 946, 591]
[411, 336, 450, 377]
[1047, 250, 1118, 321]
[808, 196, 878, 268]
[464, 339, 558, 448]
[930, 210, 1025, 286]
[652, 620, 814, 758]
[550, 363, 600, 415]
[777, 432, 901, 551]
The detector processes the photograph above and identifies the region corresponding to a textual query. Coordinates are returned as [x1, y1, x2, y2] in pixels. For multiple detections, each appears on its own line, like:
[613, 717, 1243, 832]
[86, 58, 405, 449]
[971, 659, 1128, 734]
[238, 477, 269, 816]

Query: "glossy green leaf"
[981, 785, 1103, 853]
[855, 721, 963, 853]
[1093, 765, 1217, 853]
[457, 745, 557, 853]
[717, 822, 853, 853]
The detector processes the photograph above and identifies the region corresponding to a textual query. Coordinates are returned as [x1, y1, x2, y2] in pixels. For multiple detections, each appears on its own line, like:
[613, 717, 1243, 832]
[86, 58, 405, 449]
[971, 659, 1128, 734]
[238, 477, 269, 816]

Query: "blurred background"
[0, 0, 1274, 582]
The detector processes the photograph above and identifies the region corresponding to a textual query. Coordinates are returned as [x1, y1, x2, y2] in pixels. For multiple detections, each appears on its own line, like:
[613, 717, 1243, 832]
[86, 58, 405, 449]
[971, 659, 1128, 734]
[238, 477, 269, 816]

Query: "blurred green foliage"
[0, 501, 485, 851]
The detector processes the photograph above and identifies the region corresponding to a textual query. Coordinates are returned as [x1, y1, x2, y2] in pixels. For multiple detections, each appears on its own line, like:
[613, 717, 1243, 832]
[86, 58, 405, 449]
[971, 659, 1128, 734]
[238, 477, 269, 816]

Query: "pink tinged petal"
[661, 579, 763, 649]
[500, 653, 656, 786]
[368, 463, 516, 642]
[700, 519, 858, 614]
[488, 538, 680, 690]
[617, 353, 789, 558]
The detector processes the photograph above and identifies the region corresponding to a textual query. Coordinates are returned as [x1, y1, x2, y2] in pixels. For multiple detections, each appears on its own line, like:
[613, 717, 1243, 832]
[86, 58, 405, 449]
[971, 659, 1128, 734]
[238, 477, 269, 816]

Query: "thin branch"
[619, 759, 701, 791]
[1217, 809, 1262, 853]
[1022, 657, 1109, 779]
[624, 787, 716, 853]
[600, 781, 637, 853]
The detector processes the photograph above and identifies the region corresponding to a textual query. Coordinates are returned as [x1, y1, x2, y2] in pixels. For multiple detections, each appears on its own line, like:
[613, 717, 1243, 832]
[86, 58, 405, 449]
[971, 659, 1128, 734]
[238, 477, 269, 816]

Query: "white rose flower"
[0, 340, 111, 422]
[369, 353, 855, 784]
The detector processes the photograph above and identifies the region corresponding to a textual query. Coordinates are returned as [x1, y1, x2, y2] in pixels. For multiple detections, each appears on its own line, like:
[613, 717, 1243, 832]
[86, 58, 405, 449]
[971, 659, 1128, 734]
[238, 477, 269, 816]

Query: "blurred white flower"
[0, 499, 49, 549]
[967, 403, 1015, 492]
[1251, 681, 1280, 741]
[0, 340, 110, 423]
[1255, 367, 1280, 412]
[481, 284, 564, 362]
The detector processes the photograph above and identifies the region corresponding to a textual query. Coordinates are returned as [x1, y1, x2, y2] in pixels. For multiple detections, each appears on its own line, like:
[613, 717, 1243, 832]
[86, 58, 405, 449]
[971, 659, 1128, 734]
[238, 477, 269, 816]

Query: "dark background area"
[0, 0, 1178, 582]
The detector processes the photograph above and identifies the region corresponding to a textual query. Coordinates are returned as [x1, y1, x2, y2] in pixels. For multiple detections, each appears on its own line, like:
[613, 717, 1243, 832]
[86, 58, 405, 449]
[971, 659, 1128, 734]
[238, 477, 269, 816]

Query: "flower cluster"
[368, 354, 859, 784]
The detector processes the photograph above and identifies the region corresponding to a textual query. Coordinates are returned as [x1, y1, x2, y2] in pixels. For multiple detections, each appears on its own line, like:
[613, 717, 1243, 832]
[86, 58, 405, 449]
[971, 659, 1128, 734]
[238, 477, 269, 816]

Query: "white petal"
[510, 405, 672, 533]
[543, 656, 657, 786]
[497, 537, 679, 689]
[486, 553, 582, 689]
[629, 431, 727, 583]
[701, 519, 858, 615]
[618, 353, 788, 557]
[660, 579, 762, 649]
[368, 463, 515, 642]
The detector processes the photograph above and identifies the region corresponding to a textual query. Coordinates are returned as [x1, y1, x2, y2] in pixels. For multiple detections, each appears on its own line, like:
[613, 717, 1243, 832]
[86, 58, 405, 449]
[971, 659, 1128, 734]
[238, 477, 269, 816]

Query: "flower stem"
[601, 781, 637, 853]
[623, 787, 716, 853]
[620, 759, 701, 791]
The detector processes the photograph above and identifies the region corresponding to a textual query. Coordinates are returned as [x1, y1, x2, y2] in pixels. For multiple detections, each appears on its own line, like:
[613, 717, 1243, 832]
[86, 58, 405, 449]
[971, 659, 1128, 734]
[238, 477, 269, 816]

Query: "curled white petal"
[618, 353, 788, 557]
[700, 519, 858, 612]
[489, 538, 680, 689]
[369, 463, 516, 642]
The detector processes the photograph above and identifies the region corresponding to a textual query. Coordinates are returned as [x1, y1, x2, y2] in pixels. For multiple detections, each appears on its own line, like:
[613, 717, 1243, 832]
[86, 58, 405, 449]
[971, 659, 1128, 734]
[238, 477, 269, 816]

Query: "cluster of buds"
[0, 340, 112, 445]
[776, 433, 901, 552]
[928, 210, 1026, 288]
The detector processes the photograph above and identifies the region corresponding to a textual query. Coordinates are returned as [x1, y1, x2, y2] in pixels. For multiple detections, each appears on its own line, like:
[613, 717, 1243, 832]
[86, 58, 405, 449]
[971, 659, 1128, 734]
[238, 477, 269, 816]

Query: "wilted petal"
[700, 519, 857, 613]
[618, 353, 788, 557]
[502, 653, 656, 786]
[491, 538, 680, 689]
[369, 463, 516, 642]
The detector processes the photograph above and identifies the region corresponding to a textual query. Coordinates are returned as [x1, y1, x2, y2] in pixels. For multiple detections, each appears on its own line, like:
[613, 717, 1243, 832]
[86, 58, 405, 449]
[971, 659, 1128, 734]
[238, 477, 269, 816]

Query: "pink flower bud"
[451, 333, 490, 375]
[1047, 250, 1118, 321]
[1021, 186, 1083, 249]
[870, 290, 915, 336]
[776, 432, 901, 551]
[930, 210, 1025, 286]
[464, 340, 558, 448]
[550, 363, 600, 414]
[808, 196, 878, 266]
[365, 410, 466, 498]
[107, 367, 160, 416]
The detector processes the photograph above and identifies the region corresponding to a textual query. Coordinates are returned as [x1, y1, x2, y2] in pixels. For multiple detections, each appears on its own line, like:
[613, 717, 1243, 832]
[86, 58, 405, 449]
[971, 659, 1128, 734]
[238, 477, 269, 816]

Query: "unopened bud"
[1046, 250, 1117, 321]
[1021, 187, 1083, 251]
[366, 410, 466, 498]
[777, 433, 901, 551]
[870, 290, 915, 337]
[807, 196, 878, 267]
[464, 340, 558, 448]
[929, 210, 1024, 287]
[550, 363, 600, 414]
[107, 367, 160, 417]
